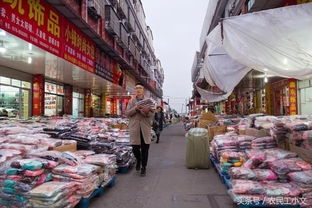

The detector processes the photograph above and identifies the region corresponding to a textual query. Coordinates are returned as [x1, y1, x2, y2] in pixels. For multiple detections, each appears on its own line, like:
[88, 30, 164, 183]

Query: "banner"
[0, 0, 95, 72]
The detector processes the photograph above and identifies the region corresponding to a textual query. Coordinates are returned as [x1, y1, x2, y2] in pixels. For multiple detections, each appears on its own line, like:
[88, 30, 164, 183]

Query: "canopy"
[198, 3, 312, 102]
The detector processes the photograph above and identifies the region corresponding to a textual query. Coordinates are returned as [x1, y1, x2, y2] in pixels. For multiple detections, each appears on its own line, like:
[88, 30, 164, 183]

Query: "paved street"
[91, 123, 233, 208]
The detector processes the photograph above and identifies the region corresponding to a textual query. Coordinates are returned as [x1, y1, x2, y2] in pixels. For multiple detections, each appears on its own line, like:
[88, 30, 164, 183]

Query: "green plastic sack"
[3, 187, 15, 194]
[3, 179, 16, 188]
[185, 128, 211, 169]
[6, 168, 21, 175]
[22, 161, 43, 171]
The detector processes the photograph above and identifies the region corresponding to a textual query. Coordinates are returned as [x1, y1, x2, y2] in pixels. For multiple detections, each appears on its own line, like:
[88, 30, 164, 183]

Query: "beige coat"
[125, 98, 154, 145]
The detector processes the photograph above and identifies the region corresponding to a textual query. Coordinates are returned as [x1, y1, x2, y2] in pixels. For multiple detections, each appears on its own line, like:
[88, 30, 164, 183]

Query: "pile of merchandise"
[0, 157, 57, 207]
[251, 137, 277, 150]
[27, 181, 80, 208]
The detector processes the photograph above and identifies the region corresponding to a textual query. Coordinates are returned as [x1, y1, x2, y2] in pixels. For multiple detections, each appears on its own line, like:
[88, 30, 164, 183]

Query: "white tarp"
[198, 3, 312, 102]
[222, 3, 312, 80]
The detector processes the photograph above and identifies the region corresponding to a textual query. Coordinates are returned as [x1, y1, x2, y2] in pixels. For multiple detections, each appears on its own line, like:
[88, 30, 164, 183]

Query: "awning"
[198, 3, 312, 102]
[221, 3, 312, 80]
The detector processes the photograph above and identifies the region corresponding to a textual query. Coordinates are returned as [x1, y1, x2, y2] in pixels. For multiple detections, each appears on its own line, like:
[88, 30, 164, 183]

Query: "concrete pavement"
[91, 123, 234, 208]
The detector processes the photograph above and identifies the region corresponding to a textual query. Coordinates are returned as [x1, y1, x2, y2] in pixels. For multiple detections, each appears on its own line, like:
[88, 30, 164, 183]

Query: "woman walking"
[153, 106, 166, 143]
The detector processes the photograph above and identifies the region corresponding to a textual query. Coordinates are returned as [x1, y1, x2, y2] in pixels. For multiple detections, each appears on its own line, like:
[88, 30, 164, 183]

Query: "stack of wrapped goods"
[288, 170, 312, 207]
[90, 141, 134, 168]
[270, 120, 290, 144]
[27, 181, 80, 208]
[227, 148, 312, 207]
[251, 137, 277, 150]
[0, 157, 57, 207]
[237, 135, 255, 151]
[211, 134, 239, 160]
[82, 152, 117, 186]
[254, 116, 277, 130]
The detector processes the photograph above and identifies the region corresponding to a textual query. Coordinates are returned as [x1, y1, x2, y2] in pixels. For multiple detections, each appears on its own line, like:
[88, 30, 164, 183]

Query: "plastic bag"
[261, 181, 301, 197]
[288, 170, 312, 184]
[229, 167, 256, 180]
[253, 169, 278, 181]
[27, 181, 73, 198]
[231, 180, 265, 194]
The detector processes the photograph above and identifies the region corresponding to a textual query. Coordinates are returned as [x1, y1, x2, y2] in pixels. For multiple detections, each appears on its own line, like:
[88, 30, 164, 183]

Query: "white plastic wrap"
[199, 3, 312, 102]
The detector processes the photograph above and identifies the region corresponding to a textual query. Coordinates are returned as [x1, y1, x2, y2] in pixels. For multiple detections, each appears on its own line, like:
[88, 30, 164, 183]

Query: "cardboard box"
[52, 142, 77, 152]
[208, 125, 227, 141]
[245, 128, 270, 138]
[200, 112, 217, 122]
[290, 142, 312, 163]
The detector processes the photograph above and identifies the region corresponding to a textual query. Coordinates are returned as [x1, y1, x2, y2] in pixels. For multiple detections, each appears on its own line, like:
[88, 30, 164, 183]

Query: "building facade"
[0, 0, 164, 118]
[190, 0, 312, 116]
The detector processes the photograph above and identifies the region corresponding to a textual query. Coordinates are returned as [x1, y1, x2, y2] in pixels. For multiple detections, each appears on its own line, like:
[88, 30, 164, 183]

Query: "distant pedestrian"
[125, 83, 155, 176]
[153, 106, 166, 143]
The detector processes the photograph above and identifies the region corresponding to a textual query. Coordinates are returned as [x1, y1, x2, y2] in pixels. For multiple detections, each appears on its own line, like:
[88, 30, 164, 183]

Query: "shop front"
[72, 88, 85, 118]
[298, 80, 312, 115]
[0, 75, 31, 118]
[269, 79, 298, 116]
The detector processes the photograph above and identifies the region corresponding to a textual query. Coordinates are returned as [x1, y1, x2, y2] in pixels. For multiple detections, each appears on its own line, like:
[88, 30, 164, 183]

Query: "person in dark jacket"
[153, 106, 166, 143]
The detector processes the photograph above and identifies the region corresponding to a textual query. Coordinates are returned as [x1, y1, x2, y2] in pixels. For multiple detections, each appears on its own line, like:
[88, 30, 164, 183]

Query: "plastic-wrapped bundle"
[0, 149, 22, 164]
[229, 167, 256, 180]
[27, 181, 80, 208]
[254, 116, 277, 129]
[270, 158, 311, 180]
[237, 135, 255, 151]
[288, 170, 312, 185]
[136, 98, 155, 108]
[231, 180, 265, 194]
[270, 121, 289, 142]
[253, 169, 278, 181]
[243, 150, 266, 169]
[261, 181, 301, 197]
[83, 154, 116, 167]
[251, 137, 277, 150]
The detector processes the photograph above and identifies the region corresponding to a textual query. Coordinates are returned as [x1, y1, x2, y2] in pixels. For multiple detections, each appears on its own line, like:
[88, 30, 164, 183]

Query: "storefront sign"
[95, 49, 113, 82]
[0, 0, 95, 72]
[289, 80, 297, 115]
[32, 75, 44, 116]
[63, 20, 95, 73]
[0, 0, 62, 56]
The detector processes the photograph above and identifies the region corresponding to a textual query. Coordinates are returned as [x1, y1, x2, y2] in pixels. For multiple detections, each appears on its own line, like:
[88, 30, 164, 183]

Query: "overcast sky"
[143, 0, 208, 113]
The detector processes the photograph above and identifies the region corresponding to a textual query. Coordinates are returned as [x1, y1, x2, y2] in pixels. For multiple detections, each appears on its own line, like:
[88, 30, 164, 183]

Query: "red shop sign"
[0, 0, 95, 73]
[63, 20, 95, 73]
[0, 0, 62, 56]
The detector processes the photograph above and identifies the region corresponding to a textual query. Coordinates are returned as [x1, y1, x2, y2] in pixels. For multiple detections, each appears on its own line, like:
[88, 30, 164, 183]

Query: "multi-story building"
[190, 0, 312, 116]
[0, 0, 164, 118]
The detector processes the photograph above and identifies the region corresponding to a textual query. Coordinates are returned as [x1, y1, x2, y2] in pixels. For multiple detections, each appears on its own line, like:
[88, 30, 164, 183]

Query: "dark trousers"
[132, 130, 150, 168]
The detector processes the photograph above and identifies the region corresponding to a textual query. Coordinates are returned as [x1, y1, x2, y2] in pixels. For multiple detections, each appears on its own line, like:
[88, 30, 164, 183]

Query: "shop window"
[11, 79, 21, 87]
[22, 81, 31, 89]
[72, 91, 84, 117]
[0, 76, 31, 119]
[0, 76, 10, 85]
[44, 81, 65, 117]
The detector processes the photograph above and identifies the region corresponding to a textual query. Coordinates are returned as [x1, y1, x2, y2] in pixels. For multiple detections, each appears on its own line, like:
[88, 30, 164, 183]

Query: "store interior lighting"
[264, 73, 268, 83]
[27, 57, 32, 64]
[0, 30, 6, 36]
[28, 43, 32, 51]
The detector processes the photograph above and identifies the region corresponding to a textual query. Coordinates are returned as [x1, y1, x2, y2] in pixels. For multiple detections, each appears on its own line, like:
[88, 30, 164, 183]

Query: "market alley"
[90, 122, 233, 208]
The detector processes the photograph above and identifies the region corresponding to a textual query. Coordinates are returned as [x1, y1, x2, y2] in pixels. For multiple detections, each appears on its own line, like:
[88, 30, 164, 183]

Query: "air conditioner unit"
[88, 0, 101, 17]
